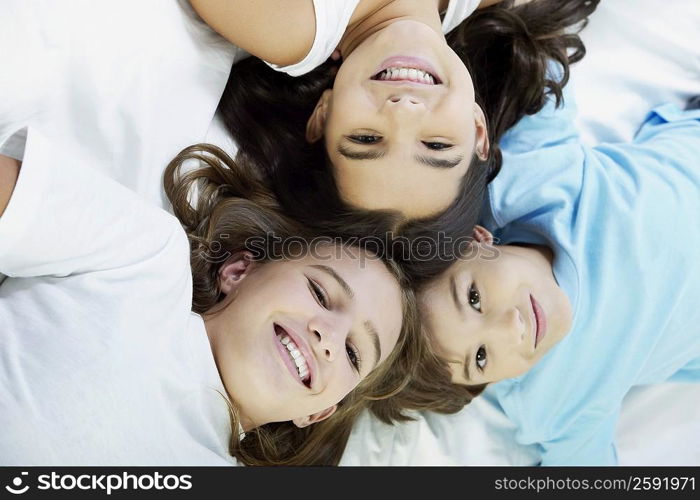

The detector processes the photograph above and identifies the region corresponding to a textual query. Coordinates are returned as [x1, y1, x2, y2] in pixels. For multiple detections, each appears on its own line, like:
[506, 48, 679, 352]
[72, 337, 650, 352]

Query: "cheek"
[440, 103, 475, 142]
[326, 88, 376, 131]
[237, 276, 316, 318]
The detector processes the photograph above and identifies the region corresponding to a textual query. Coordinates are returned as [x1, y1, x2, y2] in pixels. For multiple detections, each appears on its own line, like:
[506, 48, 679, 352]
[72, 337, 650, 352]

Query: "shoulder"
[188, 0, 317, 66]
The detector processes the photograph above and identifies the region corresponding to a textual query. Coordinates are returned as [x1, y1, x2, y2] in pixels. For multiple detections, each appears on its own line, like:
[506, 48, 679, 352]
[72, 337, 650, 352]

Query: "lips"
[273, 323, 316, 389]
[530, 295, 547, 348]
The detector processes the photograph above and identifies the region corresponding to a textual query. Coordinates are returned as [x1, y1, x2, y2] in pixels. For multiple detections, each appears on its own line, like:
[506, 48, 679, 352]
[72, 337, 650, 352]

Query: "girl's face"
[419, 232, 573, 385]
[204, 245, 404, 431]
[307, 20, 488, 219]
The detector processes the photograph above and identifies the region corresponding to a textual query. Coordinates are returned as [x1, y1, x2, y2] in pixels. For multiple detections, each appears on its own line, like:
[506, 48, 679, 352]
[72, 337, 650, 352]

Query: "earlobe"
[473, 103, 489, 161]
[306, 89, 332, 143]
[472, 225, 494, 245]
[292, 405, 337, 428]
[218, 251, 256, 294]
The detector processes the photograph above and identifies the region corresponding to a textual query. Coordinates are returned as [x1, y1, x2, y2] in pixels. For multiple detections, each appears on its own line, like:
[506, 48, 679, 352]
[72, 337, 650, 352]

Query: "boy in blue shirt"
[418, 93, 700, 465]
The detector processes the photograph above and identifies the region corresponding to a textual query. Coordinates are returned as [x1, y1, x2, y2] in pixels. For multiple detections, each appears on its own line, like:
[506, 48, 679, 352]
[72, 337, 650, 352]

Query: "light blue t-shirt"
[481, 94, 700, 466]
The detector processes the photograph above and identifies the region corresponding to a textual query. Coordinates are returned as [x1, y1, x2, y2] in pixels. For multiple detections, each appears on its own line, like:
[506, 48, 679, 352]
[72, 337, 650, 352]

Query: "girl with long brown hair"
[0, 131, 422, 466]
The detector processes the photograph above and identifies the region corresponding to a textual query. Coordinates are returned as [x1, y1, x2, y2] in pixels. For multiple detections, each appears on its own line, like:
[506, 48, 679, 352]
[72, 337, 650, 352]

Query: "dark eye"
[308, 278, 329, 309]
[346, 343, 361, 372]
[468, 283, 482, 312]
[422, 141, 453, 151]
[348, 134, 382, 144]
[475, 346, 487, 371]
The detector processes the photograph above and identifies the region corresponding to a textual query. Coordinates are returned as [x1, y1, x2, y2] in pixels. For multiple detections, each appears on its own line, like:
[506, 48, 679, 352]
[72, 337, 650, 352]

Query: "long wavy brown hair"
[164, 144, 424, 465]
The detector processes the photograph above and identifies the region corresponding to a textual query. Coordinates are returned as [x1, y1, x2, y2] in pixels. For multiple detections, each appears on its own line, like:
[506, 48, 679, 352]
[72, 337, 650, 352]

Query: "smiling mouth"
[530, 295, 547, 348]
[371, 66, 441, 85]
[274, 324, 311, 388]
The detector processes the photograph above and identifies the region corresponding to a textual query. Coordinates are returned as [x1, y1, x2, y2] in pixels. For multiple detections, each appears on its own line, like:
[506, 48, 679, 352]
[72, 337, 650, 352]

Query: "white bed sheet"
[340, 0, 700, 466]
[1, 0, 698, 466]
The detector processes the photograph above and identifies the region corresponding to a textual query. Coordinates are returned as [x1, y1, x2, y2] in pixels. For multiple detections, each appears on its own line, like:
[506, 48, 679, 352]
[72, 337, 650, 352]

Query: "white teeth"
[277, 332, 310, 383]
[376, 67, 436, 84]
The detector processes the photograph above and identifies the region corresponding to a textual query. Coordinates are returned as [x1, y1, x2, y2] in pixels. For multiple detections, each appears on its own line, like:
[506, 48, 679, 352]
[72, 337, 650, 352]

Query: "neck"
[339, 0, 446, 58]
[512, 242, 556, 271]
[239, 414, 256, 433]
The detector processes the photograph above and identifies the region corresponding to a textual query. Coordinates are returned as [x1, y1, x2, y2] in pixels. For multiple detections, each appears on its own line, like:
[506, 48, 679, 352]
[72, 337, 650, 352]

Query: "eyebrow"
[463, 352, 472, 382]
[311, 264, 382, 369]
[416, 154, 464, 169]
[364, 320, 382, 369]
[311, 264, 354, 298]
[337, 145, 463, 169]
[337, 144, 386, 161]
[451, 275, 463, 314]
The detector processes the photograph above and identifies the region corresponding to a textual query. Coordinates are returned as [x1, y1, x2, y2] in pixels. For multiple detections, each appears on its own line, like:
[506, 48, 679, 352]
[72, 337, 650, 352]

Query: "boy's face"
[419, 229, 573, 385]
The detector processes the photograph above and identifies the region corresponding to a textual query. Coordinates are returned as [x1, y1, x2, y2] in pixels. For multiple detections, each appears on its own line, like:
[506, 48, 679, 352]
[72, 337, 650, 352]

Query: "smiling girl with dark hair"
[187, 0, 599, 283]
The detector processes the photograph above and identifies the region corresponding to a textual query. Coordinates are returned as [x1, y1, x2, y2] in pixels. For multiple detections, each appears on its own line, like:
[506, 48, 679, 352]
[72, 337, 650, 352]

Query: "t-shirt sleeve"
[486, 103, 700, 237]
[441, 0, 481, 34]
[0, 127, 187, 278]
[539, 413, 619, 466]
[609, 104, 700, 176]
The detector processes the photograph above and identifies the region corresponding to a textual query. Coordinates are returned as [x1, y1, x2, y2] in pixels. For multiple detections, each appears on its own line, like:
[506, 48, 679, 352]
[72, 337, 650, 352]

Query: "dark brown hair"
[217, 0, 599, 287]
[164, 144, 424, 465]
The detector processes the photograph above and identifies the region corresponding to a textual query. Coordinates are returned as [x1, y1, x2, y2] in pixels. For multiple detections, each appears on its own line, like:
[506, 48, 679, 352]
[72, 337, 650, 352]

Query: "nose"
[387, 93, 423, 105]
[383, 94, 427, 114]
[500, 307, 526, 346]
[308, 314, 350, 362]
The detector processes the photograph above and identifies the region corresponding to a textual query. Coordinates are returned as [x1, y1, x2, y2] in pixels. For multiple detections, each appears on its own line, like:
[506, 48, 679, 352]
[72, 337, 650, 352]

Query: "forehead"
[307, 245, 404, 356]
[295, 244, 401, 300]
[331, 154, 466, 218]
[419, 245, 493, 303]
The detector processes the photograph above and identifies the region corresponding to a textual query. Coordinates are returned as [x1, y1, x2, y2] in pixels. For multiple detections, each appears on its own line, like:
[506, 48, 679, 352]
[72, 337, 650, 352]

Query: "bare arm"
[479, 0, 535, 7]
[0, 154, 20, 217]
[188, 0, 317, 66]
[478, 0, 505, 7]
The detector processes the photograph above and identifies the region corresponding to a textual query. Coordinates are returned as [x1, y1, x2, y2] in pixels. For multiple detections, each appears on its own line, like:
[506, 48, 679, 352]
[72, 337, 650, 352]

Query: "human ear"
[472, 225, 494, 245]
[218, 251, 256, 294]
[305, 89, 332, 143]
[292, 405, 337, 428]
[473, 103, 489, 161]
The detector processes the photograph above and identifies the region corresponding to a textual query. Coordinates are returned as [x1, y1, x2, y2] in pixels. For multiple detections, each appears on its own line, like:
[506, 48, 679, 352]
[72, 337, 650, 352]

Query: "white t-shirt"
[267, 0, 481, 76]
[0, 129, 236, 466]
[0, 0, 240, 209]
